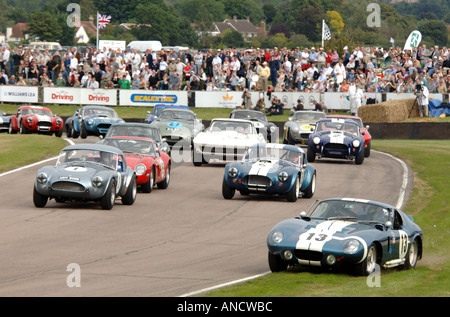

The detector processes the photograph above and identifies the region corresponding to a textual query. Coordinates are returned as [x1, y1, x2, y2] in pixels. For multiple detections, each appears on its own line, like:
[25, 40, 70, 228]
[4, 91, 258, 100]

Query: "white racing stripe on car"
[296, 221, 352, 252]
[248, 160, 277, 176]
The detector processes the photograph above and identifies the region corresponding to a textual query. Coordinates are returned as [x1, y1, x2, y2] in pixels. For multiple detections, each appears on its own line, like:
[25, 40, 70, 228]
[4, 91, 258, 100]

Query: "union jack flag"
[97, 13, 111, 29]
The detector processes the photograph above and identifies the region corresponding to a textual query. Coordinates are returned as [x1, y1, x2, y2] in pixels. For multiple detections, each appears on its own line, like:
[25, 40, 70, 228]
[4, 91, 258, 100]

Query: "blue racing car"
[144, 104, 189, 123]
[66, 105, 125, 139]
[267, 198, 423, 275]
[307, 118, 366, 164]
[222, 144, 316, 202]
[0, 107, 10, 133]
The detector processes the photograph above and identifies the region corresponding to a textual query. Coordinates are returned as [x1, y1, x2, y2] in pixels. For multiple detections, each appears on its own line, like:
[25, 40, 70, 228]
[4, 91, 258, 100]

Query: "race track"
[0, 136, 411, 296]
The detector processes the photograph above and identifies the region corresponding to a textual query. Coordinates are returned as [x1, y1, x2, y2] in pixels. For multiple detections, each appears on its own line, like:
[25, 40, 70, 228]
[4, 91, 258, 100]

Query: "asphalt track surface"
[0, 136, 412, 296]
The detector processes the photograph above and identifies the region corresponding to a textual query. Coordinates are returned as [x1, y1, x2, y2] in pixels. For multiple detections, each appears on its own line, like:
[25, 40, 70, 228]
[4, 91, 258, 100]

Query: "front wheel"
[355, 147, 365, 165]
[80, 122, 88, 139]
[100, 179, 116, 210]
[364, 141, 371, 157]
[122, 176, 137, 205]
[303, 171, 316, 199]
[222, 178, 235, 199]
[33, 187, 48, 208]
[268, 252, 288, 272]
[157, 164, 170, 189]
[354, 243, 378, 276]
[307, 146, 315, 162]
[142, 167, 155, 193]
[286, 175, 299, 202]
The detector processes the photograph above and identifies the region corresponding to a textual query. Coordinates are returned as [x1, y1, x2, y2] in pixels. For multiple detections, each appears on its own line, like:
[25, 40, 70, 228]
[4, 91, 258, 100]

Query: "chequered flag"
[97, 13, 111, 29]
[323, 21, 331, 41]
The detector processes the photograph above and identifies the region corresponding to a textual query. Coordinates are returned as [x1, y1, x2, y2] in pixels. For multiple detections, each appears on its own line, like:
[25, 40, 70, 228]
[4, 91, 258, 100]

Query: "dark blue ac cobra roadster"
[222, 144, 316, 202]
[267, 198, 423, 275]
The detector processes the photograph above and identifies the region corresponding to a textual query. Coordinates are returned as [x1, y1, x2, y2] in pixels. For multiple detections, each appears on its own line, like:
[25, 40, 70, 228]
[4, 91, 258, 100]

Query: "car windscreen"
[159, 111, 195, 122]
[327, 117, 363, 128]
[315, 121, 359, 135]
[292, 112, 325, 122]
[310, 200, 389, 223]
[103, 138, 156, 156]
[84, 108, 117, 118]
[209, 121, 253, 134]
[57, 149, 118, 170]
[232, 111, 267, 122]
[244, 147, 301, 165]
[24, 108, 53, 116]
[106, 126, 160, 141]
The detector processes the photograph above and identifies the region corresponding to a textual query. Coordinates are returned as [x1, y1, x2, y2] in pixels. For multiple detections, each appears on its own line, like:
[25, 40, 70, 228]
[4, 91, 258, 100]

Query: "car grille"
[300, 133, 310, 139]
[97, 123, 112, 130]
[37, 122, 52, 127]
[324, 143, 348, 150]
[243, 175, 272, 187]
[52, 181, 85, 192]
[294, 250, 322, 262]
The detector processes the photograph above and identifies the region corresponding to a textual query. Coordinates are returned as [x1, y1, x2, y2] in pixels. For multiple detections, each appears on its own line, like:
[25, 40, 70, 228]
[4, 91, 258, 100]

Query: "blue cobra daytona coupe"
[267, 198, 423, 275]
[222, 144, 316, 202]
[307, 118, 366, 164]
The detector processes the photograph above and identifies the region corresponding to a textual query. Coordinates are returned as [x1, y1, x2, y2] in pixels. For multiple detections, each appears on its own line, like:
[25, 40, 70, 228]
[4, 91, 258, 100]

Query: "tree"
[269, 23, 290, 38]
[420, 20, 448, 47]
[28, 11, 62, 42]
[293, 6, 325, 42]
[221, 29, 245, 48]
[326, 11, 344, 35]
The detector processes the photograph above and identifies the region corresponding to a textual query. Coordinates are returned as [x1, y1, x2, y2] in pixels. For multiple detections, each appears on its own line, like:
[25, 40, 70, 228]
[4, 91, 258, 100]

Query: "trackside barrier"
[1, 87, 446, 111]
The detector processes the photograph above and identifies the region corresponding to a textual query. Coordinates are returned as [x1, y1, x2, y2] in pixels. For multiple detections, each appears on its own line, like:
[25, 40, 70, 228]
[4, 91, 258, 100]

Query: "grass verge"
[0, 134, 68, 173]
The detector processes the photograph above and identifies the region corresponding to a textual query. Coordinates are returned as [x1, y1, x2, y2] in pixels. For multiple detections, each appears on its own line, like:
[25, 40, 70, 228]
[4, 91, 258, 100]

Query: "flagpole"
[96, 11, 99, 51]
[321, 20, 324, 48]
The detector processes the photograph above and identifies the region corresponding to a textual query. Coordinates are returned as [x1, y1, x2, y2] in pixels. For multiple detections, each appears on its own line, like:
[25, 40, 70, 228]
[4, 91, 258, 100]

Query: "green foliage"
[419, 20, 448, 47]
[221, 29, 245, 48]
[28, 11, 62, 42]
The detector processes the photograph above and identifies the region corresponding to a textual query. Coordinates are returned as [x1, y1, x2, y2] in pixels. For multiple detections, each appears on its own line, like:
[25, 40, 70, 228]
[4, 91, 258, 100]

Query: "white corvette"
[192, 118, 266, 166]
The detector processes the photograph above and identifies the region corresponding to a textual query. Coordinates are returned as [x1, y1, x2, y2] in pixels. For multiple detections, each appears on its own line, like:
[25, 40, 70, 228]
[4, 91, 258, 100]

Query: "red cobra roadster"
[102, 136, 171, 193]
[325, 114, 372, 157]
[8, 106, 64, 137]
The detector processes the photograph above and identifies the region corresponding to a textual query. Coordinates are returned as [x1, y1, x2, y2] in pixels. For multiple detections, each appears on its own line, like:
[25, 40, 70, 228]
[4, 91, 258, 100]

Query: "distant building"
[74, 16, 97, 44]
[194, 17, 267, 40]
[6, 22, 30, 43]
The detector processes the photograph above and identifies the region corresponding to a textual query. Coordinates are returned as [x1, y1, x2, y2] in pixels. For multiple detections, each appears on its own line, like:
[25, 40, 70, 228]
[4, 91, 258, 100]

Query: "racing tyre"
[100, 179, 116, 210]
[157, 164, 170, 189]
[268, 252, 288, 272]
[354, 243, 378, 276]
[33, 187, 48, 208]
[55, 129, 63, 137]
[222, 178, 235, 199]
[8, 124, 17, 134]
[142, 167, 155, 193]
[286, 175, 299, 202]
[122, 176, 137, 205]
[307, 146, 315, 162]
[80, 122, 88, 139]
[355, 147, 365, 165]
[65, 125, 72, 137]
[192, 149, 203, 166]
[19, 121, 28, 134]
[364, 141, 371, 158]
[303, 171, 316, 199]
[402, 239, 419, 270]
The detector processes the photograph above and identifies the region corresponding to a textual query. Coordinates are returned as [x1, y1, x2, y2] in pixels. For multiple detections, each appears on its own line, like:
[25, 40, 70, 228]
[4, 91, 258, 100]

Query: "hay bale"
[359, 98, 419, 123]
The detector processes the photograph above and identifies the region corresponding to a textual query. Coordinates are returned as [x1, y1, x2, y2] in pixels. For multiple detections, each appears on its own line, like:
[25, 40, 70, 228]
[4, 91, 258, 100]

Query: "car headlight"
[56, 119, 62, 125]
[278, 171, 288, 182]
[36, 172, 48, 184]
[135, 164, 147, 176]
[313, 137, 321, 145]
[343, 239, 361, 254]
[269, 126, 277, 133]
[228, 167, 238, 178]
[87, 119, 94, 125]
[270, 231, 283, 245]
[92, 176, 103, 187]
[27, 117, 33, 123]
[353, 140, 360, 148]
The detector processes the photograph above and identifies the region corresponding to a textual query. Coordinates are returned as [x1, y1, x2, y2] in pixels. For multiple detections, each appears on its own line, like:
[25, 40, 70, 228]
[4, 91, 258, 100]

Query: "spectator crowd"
[1, 43, 449, 95]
